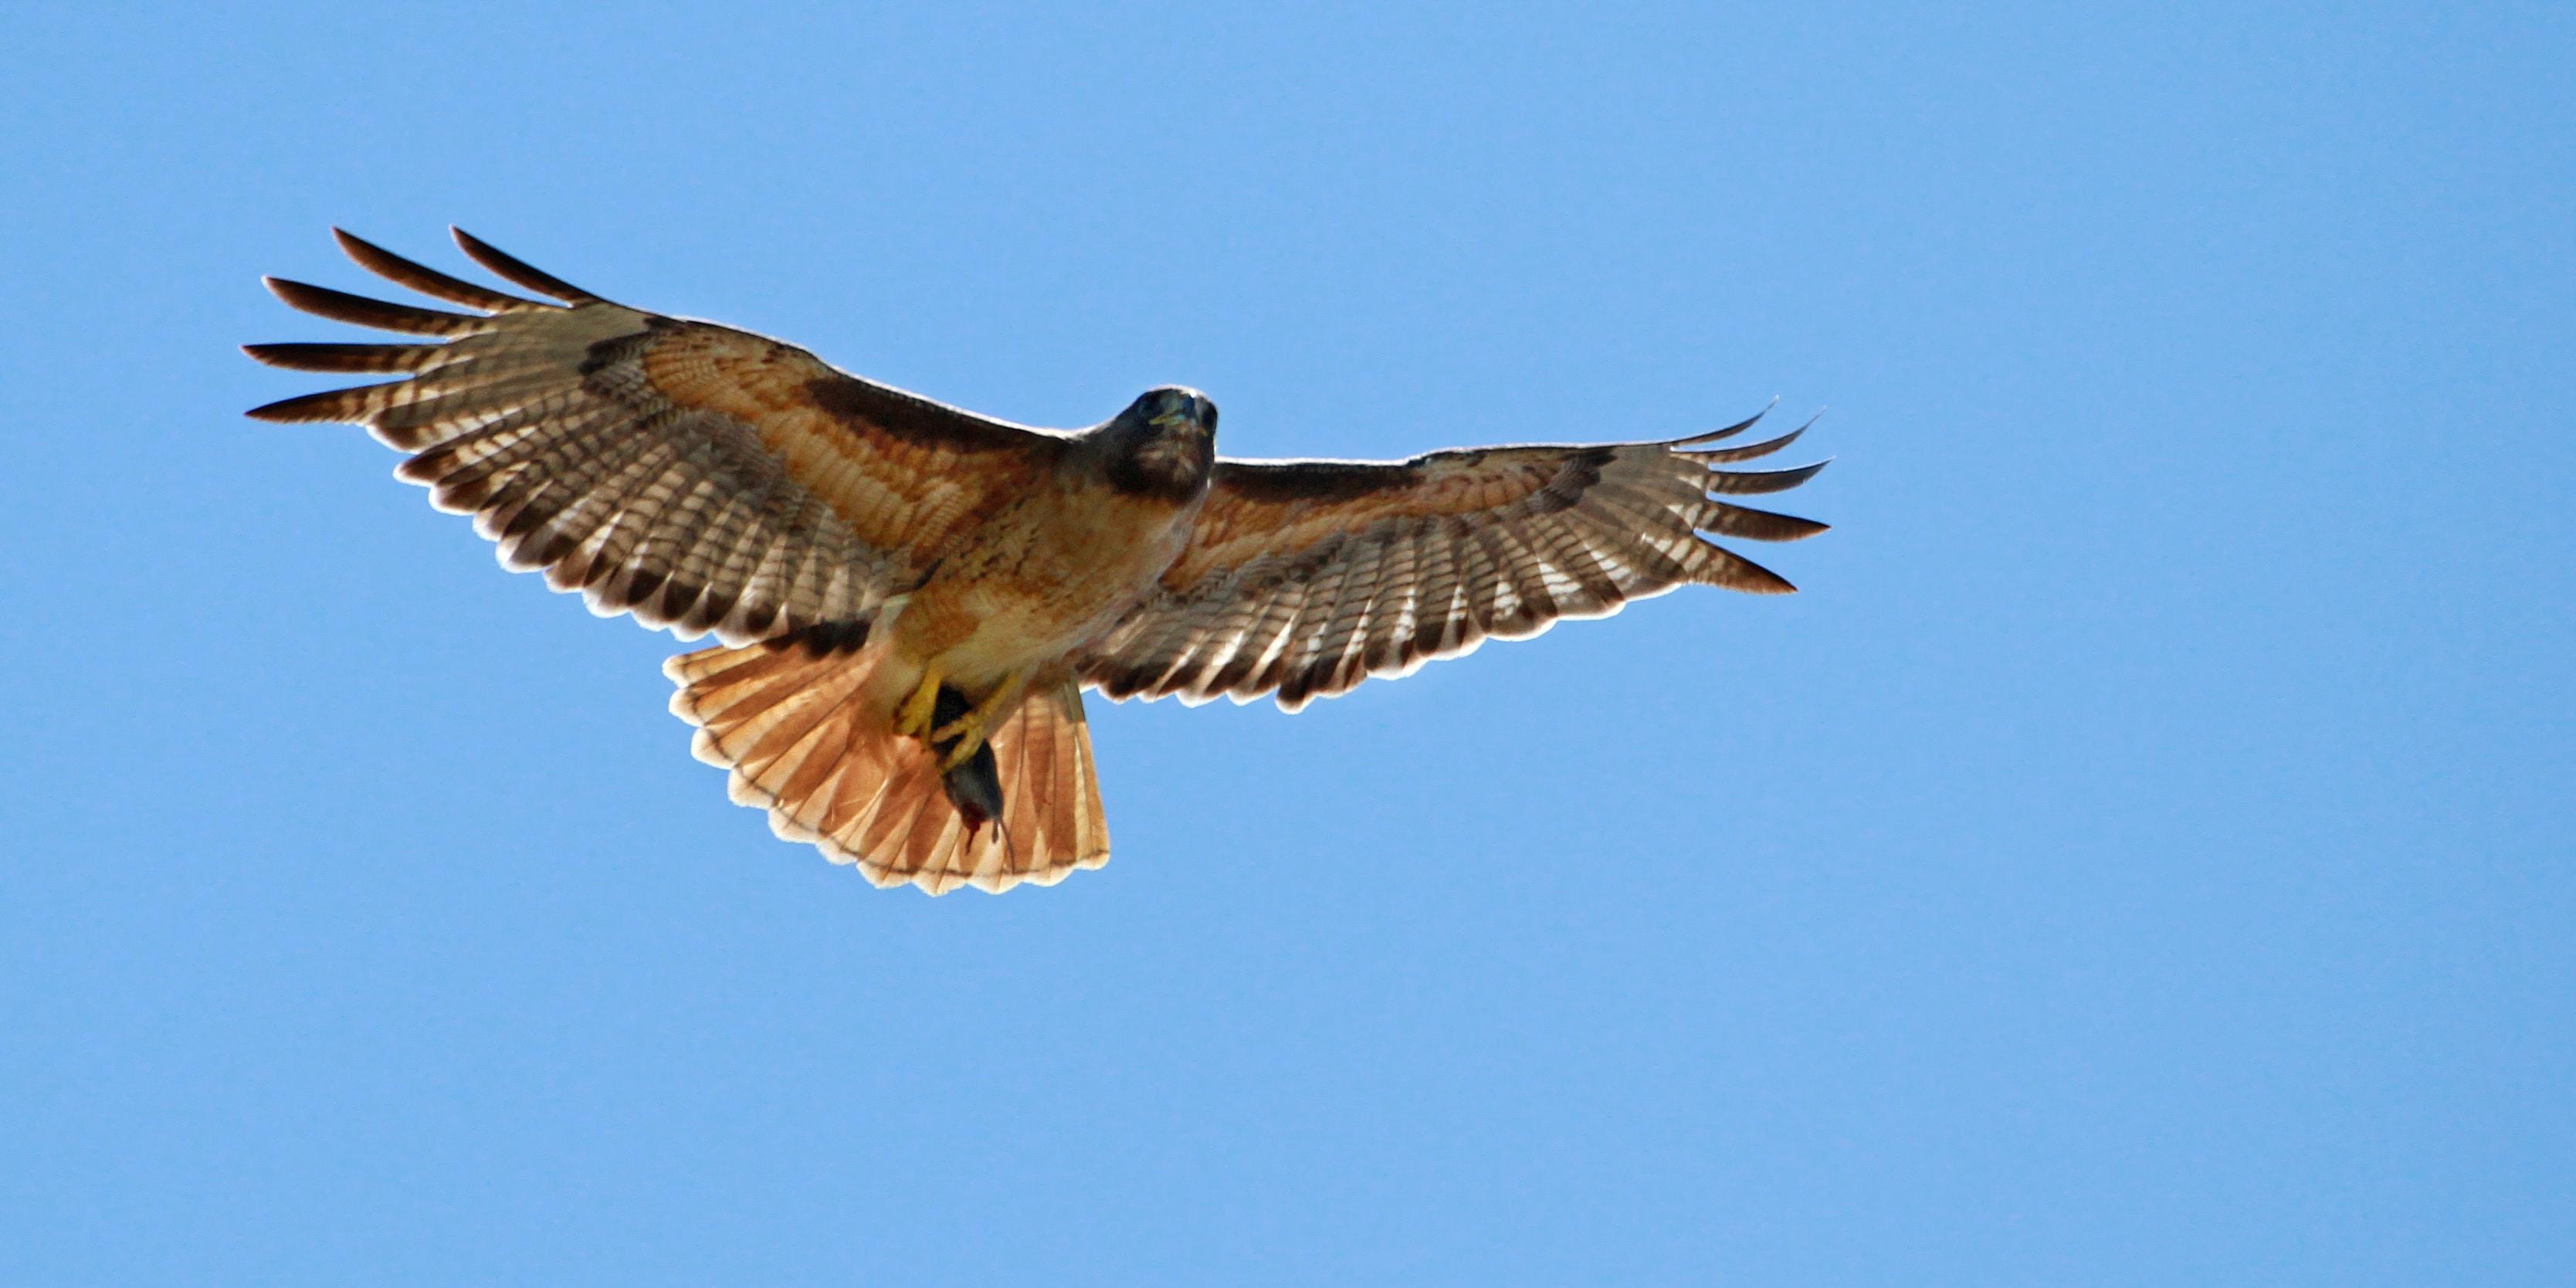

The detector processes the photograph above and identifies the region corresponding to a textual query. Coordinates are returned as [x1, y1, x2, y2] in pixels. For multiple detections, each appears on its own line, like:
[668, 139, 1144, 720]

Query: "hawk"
[246, 229, 1829, 894]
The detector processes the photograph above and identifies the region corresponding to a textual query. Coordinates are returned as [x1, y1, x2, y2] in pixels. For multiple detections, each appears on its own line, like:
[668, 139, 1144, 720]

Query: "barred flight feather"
[1079, 411, 1828, 710]
[1681, 424, 1809, 464]
[334, 229, 544, 313]
[452, 226, 602, 304]
[259, 278, 491, 337]
[246, 227, 1064, 647]
[241, 341, 459, 375]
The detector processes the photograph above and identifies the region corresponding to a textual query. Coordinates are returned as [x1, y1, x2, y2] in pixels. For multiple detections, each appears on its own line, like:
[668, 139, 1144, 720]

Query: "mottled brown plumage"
[247, 229, 1828, 893]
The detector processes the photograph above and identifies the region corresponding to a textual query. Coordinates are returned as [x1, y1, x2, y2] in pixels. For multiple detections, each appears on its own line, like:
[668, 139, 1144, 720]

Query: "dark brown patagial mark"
[805, 373, 1043, 455]
[1207, 457, 1421, 505]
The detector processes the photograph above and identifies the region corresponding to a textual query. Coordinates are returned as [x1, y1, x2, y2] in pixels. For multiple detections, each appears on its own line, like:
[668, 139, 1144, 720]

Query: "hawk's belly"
[889, 481, 1196, 691]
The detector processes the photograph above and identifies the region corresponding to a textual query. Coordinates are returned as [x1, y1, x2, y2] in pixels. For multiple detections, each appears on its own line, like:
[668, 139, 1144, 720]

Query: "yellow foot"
[891, 666, 945, 741]
[930, 669, 1028, 769]
[935, 714, 993, 771]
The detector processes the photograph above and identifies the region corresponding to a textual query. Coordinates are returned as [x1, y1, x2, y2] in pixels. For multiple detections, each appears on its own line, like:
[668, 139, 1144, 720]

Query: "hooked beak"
[1148, 392, 1215, 431]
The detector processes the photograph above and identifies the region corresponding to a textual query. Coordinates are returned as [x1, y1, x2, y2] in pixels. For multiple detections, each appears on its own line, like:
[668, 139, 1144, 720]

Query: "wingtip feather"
[333, 227, 537, 311]
[1705, 458, 1832, 496]
[244, 381, 402, 422]
[263, 276, 483, 335]
[450, 226, 599, 303]
[1668, 397, 1781, 446]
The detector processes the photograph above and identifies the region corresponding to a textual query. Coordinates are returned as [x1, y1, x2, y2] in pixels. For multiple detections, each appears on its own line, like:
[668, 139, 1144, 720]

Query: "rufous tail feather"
[664, 638, 1107, 894]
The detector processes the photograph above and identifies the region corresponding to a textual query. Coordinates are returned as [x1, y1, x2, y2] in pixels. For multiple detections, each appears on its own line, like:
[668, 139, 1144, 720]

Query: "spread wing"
[1076, 412, 1828, 710]
[246, 228, 1064, 646]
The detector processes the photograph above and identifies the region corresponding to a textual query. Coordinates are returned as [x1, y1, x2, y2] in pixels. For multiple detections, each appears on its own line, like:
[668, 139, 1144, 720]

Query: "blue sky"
[4, 2, 2571, 1283]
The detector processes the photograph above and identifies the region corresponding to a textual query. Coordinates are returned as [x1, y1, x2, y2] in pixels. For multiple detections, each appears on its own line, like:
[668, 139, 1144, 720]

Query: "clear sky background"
[4, 2, 2570, 1283]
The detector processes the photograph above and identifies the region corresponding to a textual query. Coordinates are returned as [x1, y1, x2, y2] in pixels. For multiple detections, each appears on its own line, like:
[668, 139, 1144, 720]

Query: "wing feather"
[1078, 412, 1828, 710]
[246, 229, 1065, 644]
[333, 229, 544, 313]
[257, 278, 490, 337]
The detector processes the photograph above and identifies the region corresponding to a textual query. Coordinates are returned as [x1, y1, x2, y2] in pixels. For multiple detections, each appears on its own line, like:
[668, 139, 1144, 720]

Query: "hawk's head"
[1099, 385, 1219, 500]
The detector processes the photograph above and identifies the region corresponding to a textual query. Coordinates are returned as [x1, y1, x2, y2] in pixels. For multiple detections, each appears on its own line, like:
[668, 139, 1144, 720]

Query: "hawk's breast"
[895, 469, 1204, 681]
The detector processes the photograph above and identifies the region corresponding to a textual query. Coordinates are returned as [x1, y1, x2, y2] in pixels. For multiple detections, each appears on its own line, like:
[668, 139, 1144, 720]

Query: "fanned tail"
[665, 639, 1108, 894]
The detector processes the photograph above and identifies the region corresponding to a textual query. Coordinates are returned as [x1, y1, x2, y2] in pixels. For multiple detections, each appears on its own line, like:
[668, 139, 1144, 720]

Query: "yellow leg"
[891, 664, 945, 740]
[931, 669, 1028, 770]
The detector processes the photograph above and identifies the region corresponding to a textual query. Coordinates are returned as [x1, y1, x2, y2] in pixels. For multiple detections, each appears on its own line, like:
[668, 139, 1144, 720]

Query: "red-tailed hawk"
[246, 229, 1829, 894]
